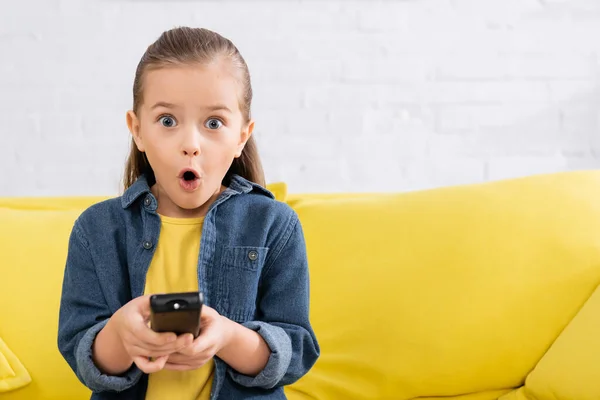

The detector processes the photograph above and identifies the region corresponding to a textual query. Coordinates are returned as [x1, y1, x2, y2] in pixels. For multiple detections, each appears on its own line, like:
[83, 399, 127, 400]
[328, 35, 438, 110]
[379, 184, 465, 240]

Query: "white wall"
[1, 0, 599, 196]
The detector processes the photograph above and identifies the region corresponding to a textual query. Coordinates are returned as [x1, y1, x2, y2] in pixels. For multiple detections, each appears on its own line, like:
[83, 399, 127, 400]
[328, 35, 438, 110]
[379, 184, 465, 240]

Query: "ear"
[126, 110, 145, 152]
[235, 119, 254, 158]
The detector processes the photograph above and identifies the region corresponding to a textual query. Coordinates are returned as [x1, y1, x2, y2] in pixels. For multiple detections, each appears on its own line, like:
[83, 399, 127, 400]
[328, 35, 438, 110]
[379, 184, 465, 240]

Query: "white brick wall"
[1, 0, 599, 196]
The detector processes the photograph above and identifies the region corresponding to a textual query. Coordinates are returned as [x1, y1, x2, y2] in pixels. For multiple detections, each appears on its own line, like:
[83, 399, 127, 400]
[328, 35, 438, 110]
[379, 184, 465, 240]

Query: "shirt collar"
[121, 173, 274, 209]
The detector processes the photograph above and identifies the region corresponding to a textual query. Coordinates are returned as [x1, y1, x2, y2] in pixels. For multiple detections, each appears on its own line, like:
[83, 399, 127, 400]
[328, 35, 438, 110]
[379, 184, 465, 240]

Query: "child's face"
[127, 63, 252, 217]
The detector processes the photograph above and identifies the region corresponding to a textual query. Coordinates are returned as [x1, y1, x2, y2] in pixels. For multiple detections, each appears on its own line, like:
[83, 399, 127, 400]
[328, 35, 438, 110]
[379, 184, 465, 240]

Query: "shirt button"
[143, 241, 153, 250]
[248, 250, 258, 261]
[144, 197, 151, 207]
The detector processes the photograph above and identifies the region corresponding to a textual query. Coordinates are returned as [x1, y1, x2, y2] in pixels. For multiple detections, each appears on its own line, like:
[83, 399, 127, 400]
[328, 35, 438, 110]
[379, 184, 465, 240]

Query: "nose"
[183, 146, 199, 157]
[181, 129, 201, 157]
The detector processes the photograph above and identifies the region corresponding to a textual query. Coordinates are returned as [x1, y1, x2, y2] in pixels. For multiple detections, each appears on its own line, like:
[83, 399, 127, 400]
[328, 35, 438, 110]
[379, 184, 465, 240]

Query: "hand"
[111, 295, 194, 373]
[164, 305, 233, 371]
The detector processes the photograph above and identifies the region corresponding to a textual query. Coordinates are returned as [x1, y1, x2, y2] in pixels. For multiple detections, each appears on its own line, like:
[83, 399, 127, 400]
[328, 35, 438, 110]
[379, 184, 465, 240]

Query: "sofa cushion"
[0, 336, 31, 392]
[284, 171, 600, 400]
[500, 282, 600, 400]
[0, 207, 92, 399]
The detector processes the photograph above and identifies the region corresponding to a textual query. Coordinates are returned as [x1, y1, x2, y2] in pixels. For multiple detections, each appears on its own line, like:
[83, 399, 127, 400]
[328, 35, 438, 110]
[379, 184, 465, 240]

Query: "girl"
[57, 26, 320, 400]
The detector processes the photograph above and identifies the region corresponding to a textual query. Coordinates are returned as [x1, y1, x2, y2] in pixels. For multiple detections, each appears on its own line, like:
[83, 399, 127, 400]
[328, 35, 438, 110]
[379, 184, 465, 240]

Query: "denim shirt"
[57, 174, 320, 400]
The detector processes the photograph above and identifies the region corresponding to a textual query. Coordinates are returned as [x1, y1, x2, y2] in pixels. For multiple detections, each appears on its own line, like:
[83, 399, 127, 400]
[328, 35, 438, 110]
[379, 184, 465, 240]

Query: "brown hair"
[123, 26, 265, 190]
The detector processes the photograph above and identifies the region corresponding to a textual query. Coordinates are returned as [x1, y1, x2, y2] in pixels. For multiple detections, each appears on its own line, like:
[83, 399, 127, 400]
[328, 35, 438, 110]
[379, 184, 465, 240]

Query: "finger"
[181, 328, 218, 357]
[133, 355, 168, 374]
[135, 326, 192, 350]
[178, 339, 205, 356]
[134, 335, 192, 356]
[138, 326, 177, 347]
[199, 305, 219, 322]
[179, 343, 217, 363]
[129, 344, 178, 359]
[123, 309, 178, 349]
[200, 304, 216, 315]
[134, 295, 153, 320]
[166, 352, 197, 364]
[148, 333, 192, 352]
[173, 334, 196, 351]
[152, 333, 194, 353]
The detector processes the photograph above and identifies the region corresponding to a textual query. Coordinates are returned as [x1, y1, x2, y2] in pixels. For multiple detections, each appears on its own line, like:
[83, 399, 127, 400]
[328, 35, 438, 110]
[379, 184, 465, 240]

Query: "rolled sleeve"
[75, 320, 142, 393]
[227, 210, 320, 389]
[227, 321, 292, 389]
[58, 221, 142, 394]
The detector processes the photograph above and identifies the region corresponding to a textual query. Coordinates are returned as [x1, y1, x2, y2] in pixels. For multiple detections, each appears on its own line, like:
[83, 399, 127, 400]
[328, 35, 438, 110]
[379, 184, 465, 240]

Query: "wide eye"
[159, 115, 177, 128]
[205, 118, 223, 130]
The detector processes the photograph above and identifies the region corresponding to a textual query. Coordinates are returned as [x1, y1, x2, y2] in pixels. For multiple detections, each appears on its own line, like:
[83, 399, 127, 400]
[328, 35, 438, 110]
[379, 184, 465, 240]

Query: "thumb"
[134, 295, 153, 320]
[152, 355, 169, 369]
[133, 355, 168, 374]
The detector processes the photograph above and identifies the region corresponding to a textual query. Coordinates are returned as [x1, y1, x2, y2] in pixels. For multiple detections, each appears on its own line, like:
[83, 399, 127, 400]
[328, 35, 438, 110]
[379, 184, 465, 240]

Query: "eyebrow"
[150, 102, 232, 113]
[150, 101, 178, 110]
[204, 104, 233, 113]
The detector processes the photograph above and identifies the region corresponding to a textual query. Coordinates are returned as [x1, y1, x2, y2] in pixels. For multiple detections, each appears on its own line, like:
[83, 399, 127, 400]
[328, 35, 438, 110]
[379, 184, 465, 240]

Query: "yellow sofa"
[3, 170, 600, 400]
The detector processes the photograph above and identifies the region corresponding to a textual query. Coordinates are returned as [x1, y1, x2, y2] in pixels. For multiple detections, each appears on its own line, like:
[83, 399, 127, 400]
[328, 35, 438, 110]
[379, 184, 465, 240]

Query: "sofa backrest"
[2, 171, 600, 399]
[284, 170, 600, 399]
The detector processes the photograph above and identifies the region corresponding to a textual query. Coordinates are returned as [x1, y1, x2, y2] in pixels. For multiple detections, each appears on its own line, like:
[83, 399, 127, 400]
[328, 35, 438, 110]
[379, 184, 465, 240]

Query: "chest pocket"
[220, 246, 269, 322]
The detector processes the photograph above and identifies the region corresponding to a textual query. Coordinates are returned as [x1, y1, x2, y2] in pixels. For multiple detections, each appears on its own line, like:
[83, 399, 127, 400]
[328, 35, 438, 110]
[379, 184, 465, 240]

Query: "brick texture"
[1, 0, 599, 195]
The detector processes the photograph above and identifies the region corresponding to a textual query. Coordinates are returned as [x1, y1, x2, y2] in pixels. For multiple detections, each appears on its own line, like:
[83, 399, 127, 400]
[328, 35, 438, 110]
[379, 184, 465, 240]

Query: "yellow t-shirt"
[143, 214, 214, 400]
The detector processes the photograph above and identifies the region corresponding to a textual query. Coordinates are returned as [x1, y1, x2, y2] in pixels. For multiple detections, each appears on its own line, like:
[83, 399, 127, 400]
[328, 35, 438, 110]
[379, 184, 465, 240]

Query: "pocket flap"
[222, 246, 269, 271]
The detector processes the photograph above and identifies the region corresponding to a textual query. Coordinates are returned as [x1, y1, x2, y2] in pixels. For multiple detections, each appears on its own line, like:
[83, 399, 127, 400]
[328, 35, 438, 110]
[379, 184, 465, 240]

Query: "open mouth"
[179, 169, 201, 191]
[183, 170, 197, 181]
[180, 168, 200, 180]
